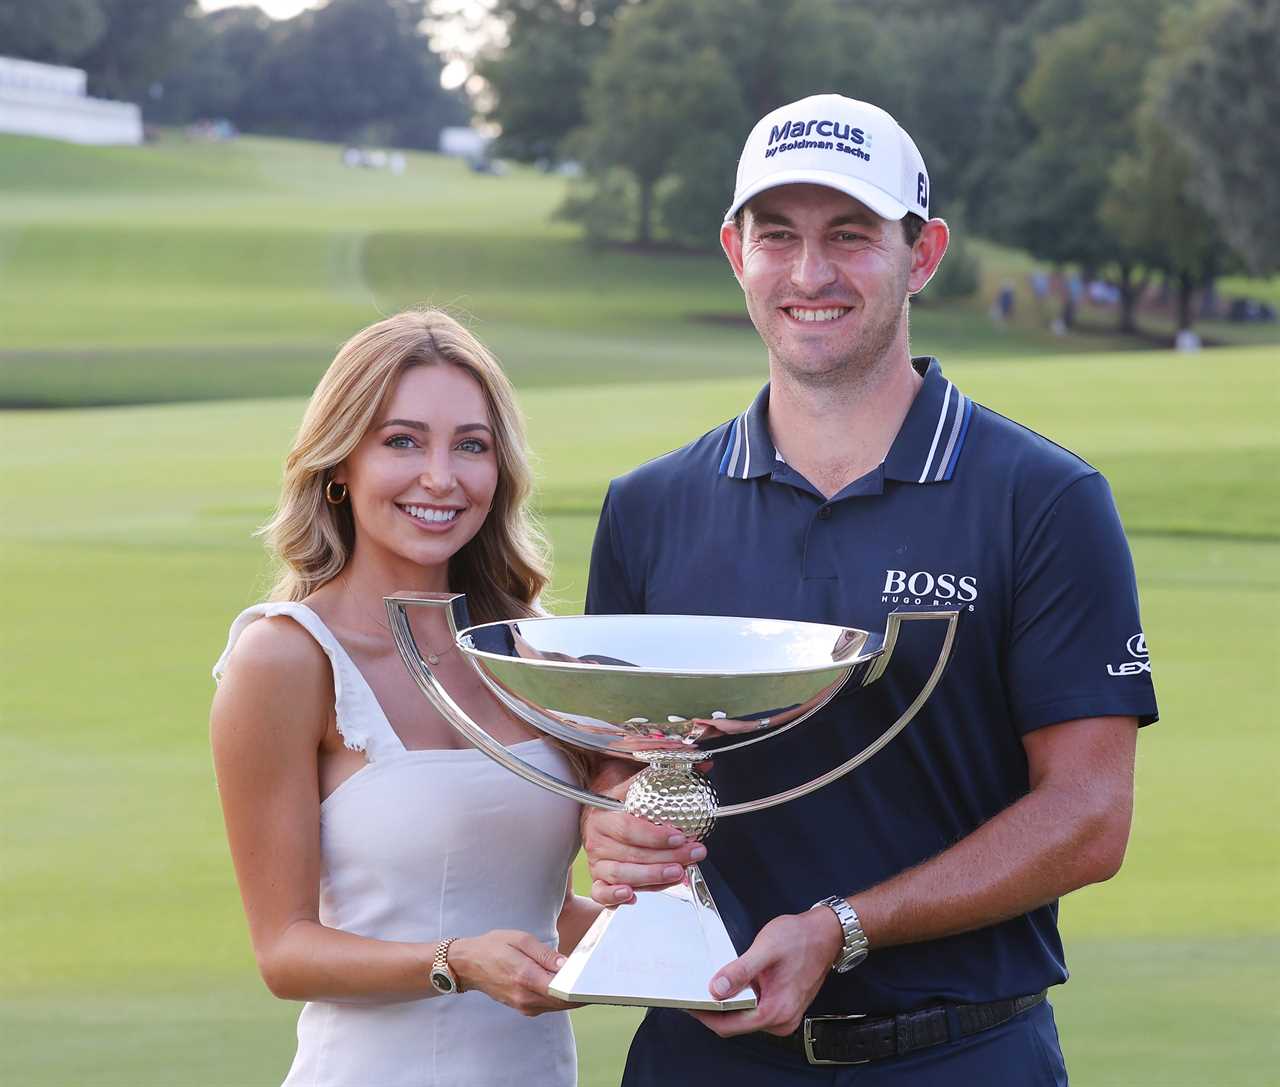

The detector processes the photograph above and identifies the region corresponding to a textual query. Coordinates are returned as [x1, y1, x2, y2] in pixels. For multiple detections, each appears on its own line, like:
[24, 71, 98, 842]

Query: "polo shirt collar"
[718, 383, 778, 480]
[883, 357, 974, 483]
[718, 357, 973, 485]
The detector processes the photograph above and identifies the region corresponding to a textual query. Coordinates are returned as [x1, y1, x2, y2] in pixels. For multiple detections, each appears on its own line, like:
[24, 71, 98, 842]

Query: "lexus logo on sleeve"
[1108, 631, 1151, 676]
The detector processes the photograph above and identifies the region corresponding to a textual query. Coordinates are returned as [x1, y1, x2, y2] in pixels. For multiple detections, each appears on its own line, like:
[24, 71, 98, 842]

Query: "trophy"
[385, 592, 957, 1011]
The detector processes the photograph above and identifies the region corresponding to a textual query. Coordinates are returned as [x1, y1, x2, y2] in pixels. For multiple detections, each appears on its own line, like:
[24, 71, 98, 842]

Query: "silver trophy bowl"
[386, 592, 958, 1011]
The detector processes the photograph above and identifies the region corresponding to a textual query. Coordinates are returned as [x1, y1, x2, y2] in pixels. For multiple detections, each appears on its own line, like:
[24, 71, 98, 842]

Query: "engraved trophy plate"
[386, 592, 958, 1012]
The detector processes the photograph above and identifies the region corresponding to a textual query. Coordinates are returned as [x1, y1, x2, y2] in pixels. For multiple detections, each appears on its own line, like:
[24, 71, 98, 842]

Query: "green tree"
[962, 0, 1086, 238]
[1157, 0, 1280, 275]
[76, 0, 195, 101]
[147, 6, 273, 124]
[852, 7, 994, 215]
[479, 0, 635, 162]
[567, 0, 747, 245]
[1102, 112, 1223, 333]
[562, 0, 906, 248]
[0, 0, 107, 65]
[1100, 5, 1238, 334]
[691, 0, 828, 116]
[841, 0, 1086, 223]
[243, 0, 463, 149]
[1003, 0, 1190, 332]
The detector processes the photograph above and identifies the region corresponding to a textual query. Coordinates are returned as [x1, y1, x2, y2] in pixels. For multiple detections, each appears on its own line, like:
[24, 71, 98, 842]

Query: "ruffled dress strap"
[212, 602, 406, 763]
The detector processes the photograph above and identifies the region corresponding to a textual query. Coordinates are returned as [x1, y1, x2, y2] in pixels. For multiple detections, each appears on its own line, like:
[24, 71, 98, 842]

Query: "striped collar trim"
[718, 383, 776, 479]
[883, 357, 973, 483]
[718, 359, 972, 485]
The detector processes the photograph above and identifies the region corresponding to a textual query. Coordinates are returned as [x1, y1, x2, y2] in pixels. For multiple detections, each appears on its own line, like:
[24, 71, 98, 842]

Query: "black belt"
[763, 990, 1047, 1066]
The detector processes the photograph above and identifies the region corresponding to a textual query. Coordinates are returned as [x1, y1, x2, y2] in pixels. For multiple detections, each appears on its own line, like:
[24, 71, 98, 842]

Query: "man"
[582, 94, 1157, 1084]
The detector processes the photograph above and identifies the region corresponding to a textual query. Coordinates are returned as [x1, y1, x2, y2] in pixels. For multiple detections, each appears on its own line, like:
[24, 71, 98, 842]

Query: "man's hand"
[690, 906, 843, 1038]
[582, 759, 707, 906]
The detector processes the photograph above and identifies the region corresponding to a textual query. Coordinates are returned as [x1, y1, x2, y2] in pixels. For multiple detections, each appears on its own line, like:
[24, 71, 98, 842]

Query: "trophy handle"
[716, 609, 959, 817]
[385, 592, 624, 812]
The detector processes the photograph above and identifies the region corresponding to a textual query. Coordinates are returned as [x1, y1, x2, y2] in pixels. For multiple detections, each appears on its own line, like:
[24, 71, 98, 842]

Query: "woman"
[211, 310, 599, 1086]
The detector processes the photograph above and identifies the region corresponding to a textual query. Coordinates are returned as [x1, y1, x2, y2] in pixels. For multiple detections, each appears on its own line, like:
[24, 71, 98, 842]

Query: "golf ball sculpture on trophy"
[385, 592, 958, 1012]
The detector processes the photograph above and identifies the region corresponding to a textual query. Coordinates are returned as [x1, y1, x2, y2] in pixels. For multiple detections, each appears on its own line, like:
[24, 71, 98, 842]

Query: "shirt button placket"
[801, 503, 838, 580]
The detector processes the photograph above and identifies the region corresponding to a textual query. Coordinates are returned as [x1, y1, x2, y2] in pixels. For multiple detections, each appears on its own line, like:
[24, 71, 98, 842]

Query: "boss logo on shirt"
[881, 568, 978, 610]
[1107, 632, 1151, 676]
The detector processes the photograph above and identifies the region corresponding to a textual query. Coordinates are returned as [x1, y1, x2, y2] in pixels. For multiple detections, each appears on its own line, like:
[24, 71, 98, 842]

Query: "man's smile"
[782, 306, 852, 323]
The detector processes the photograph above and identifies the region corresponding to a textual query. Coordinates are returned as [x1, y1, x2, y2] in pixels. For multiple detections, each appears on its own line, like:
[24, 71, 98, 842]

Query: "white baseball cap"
[724, 94, 930, 224]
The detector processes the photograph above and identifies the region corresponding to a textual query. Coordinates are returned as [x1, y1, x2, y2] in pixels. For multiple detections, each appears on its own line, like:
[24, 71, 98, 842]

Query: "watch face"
[835, 948, 868, 973]
[430, 968, 456, 994]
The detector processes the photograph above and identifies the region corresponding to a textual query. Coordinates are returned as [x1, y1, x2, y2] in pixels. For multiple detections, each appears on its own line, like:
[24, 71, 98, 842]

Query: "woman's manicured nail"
[690, 845, 707, 861]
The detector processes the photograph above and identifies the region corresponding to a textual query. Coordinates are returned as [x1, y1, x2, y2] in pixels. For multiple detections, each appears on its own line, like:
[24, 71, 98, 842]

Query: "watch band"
[812, 896, 869, 973]
[430, 936, 462, 994]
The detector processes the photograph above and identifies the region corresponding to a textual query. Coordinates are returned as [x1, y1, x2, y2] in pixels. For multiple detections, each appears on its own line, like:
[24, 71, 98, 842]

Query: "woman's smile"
[397, 502, 464, 531]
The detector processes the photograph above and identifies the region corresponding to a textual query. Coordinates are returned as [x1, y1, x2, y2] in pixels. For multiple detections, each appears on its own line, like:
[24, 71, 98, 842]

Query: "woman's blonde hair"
[260, 309, 549, 625]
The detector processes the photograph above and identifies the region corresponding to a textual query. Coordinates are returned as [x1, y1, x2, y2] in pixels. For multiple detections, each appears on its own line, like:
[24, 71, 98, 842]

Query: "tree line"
[3, 0, 1275, 329]
[482, 0, 1279, 328]
[0, 0, 464, 150]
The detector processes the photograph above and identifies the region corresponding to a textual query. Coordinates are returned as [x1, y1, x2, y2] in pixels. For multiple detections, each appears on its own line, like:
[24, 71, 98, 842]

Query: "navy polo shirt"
[586, 357, 1157, 1014]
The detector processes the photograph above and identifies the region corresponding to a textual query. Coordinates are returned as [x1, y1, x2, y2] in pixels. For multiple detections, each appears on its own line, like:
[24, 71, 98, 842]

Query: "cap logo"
[764, 118, 870, 163]
[724, 96, 927, 225]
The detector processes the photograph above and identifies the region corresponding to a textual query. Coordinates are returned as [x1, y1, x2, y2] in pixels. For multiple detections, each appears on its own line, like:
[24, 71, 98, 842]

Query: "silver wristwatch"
[429, 936, 462, 994]
[812, 895, 869, 973]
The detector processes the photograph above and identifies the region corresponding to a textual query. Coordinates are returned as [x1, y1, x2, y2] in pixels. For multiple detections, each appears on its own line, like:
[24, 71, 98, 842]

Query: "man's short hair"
[733, 206, 927, 248]
[901, 212, 925, 248]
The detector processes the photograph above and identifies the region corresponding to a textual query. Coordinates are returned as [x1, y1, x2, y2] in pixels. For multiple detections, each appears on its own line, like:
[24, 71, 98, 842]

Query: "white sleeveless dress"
[213, 602, 581, 1087]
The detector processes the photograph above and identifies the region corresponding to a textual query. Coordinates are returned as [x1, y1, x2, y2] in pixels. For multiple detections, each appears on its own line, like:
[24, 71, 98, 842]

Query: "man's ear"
[721, 220, 746, 285]
[907, 218, 949, 296]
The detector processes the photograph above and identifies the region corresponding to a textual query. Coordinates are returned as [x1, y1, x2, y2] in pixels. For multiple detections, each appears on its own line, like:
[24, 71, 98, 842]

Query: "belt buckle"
[802, 1013, 869, 1066]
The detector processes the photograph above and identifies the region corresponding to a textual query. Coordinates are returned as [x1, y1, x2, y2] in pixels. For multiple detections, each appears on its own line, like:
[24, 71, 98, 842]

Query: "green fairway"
[8, 131, 1269, 409]
[2, 348, 1278, 1085]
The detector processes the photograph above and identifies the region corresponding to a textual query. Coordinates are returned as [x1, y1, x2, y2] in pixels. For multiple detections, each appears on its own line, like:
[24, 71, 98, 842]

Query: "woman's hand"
[449, 931, 577, 1016]
[582, 758, 708, 906]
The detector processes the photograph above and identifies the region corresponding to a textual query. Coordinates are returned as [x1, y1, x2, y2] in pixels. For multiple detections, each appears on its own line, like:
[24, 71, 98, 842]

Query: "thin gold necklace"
[422, 638, 456, 667]
[340, 575, 456, 665]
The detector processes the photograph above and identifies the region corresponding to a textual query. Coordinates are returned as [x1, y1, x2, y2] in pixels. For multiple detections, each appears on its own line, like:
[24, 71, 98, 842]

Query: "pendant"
[427, 653, 440, 666]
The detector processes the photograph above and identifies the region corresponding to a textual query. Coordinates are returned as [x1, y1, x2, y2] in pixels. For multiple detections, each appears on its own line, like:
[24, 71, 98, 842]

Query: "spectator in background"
[991, 280, 1016, 325]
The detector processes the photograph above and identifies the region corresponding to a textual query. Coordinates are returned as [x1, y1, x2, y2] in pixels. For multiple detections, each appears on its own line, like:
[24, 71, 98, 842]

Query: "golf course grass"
[1, 131, 1277, 1085]
[9, 131, 1270, 410]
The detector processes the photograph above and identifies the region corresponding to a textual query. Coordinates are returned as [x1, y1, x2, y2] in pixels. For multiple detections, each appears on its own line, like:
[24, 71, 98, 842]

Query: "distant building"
[0, 56, 142, 145]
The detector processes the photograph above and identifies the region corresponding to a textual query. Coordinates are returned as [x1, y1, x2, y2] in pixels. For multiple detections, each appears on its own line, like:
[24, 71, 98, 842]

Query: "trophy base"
[548, 865, 757, 1011]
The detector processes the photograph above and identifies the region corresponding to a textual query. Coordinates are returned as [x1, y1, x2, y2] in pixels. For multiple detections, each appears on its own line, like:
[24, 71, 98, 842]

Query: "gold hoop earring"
[325, 480, 348, 505]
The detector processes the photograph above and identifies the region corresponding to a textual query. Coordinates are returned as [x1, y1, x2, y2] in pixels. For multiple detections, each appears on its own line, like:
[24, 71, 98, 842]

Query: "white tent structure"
[0, 56, 142, 145]
[439, 126, 491, 161]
